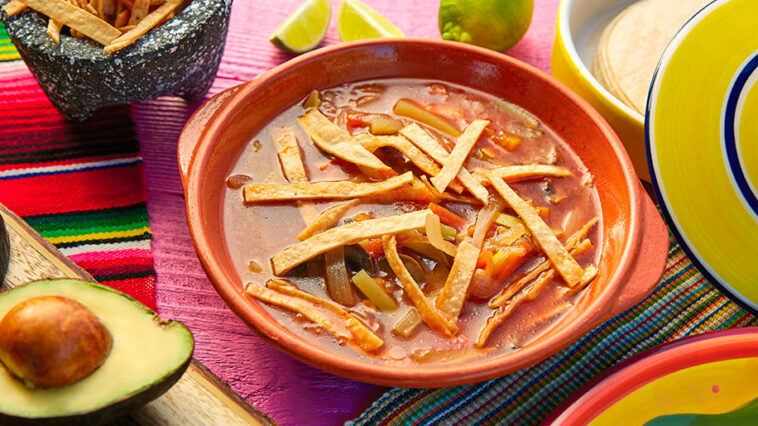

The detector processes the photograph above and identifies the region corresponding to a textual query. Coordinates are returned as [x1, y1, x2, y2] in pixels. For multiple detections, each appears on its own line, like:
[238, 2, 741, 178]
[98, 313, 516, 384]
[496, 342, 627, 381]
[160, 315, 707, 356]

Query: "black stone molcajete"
[0, 0, 231, 121]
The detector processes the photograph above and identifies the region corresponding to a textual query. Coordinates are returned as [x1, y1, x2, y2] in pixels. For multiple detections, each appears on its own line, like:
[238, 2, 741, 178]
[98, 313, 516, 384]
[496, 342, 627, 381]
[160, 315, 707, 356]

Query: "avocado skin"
[0, 351, 192, 426]
[0, 279, 195, 425]
[0, 215, 9, 284]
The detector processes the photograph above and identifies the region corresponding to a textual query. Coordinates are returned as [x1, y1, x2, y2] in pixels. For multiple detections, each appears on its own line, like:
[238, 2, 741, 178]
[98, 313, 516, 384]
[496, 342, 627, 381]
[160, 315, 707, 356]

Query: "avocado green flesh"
[0, 279, 193, 419]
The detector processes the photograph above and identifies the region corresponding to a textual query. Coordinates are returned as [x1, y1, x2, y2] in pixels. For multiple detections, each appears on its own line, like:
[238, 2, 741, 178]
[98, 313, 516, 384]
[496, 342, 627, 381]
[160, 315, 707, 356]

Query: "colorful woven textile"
[0, 24, 18, 61]
[0, 33, 155, 310]
[351, 231, 758, 425]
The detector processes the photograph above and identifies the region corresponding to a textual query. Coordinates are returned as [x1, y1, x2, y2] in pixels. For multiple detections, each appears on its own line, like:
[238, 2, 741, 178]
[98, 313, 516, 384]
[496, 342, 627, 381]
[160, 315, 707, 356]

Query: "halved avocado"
[0, 215, 9, 284]
[0, 279, 194, 425]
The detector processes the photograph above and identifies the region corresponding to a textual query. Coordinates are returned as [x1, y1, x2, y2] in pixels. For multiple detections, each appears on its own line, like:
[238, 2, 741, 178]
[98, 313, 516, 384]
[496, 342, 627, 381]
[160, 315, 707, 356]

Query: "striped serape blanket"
[0, 36, 155, 309]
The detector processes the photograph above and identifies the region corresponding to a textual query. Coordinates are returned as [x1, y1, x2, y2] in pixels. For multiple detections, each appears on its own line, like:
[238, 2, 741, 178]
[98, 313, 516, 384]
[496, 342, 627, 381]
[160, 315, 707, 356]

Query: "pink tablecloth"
[136, 1, 559, 424]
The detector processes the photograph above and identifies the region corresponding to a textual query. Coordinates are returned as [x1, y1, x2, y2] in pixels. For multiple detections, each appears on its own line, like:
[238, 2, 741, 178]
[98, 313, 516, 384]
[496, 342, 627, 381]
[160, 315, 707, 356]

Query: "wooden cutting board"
[0, 203, 275, 425]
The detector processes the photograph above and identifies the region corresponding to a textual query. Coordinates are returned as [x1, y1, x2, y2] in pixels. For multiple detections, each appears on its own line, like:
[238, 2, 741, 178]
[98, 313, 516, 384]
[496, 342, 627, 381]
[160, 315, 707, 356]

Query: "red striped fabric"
[0, 60, 156, 310]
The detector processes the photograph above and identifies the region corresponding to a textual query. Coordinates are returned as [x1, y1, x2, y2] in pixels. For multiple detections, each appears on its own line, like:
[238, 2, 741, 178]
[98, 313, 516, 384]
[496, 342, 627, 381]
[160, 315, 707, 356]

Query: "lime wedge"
[337, 0, 404, 42]
[269, 0, 332, 54]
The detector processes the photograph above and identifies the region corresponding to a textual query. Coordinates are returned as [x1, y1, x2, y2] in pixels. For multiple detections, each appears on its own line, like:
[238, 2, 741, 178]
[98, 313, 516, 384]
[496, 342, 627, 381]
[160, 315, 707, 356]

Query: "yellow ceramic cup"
[551, 0, 649, 181]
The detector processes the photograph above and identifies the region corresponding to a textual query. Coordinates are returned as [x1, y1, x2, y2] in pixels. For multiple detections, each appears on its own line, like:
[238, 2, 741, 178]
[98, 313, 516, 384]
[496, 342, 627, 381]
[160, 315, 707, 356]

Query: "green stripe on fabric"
[349, 229, 758, 426]
[0, 23, 20, 61]
[26, 210, 149, 238]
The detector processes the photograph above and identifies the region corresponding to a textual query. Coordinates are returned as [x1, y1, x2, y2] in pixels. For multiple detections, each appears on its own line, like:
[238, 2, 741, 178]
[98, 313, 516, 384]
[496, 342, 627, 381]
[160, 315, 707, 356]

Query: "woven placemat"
[351, 230, 758, 425]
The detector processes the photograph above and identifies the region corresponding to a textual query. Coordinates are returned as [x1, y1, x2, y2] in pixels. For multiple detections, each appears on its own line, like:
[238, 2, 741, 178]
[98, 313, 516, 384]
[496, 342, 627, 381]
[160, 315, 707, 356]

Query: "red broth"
[222, 79, 601, 365]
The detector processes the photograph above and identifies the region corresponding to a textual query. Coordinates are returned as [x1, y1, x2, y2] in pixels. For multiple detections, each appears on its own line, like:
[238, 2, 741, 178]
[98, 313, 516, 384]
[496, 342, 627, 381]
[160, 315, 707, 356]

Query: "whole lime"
[439, 0, 534, 52]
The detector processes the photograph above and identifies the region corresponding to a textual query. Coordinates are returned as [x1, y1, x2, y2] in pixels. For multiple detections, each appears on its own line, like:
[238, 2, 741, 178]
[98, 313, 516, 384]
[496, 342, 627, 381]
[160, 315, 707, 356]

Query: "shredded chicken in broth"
[223, 79, 601, 365]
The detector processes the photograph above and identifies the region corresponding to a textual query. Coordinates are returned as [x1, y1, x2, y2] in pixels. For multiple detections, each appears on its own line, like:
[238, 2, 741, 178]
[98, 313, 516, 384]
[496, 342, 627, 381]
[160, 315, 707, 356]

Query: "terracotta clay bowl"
[178, 39, 669, 388]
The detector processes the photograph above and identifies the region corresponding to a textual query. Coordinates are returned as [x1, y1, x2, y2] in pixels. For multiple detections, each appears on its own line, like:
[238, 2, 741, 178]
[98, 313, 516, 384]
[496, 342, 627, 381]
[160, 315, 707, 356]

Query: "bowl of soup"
[179, 39, 669, 387]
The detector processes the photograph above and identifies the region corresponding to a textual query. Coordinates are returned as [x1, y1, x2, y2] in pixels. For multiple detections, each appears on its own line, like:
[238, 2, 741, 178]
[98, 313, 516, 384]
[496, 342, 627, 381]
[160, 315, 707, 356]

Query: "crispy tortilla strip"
[296, 199, 361, 241]
[566, 264, 599, 296]
[487, 172, 585, 286]
[435, 240, 481, 321]
[127, 0, 148, 25]
[474, 165, 572, 183]
[273, 127, 308, 183]
[477, 285, 528, 348]
[383, 235, 457, 337]
[356, 133, 464, 194]
[2, 0, 26, 16]
[372, 178, 440, 204]
[243, 172, 412, 203]
[297, 109, 393, 174]
[246, 282, 381, 352]
[471, 193, 505, 248]
[431, 119, 489, 193]
[18, 0, 121, 45]
[266, 279, 382, 351]
[102, 0, 115, 16]
[400, 123, 451, 161]
[103, 0, 182, 52]
[246, 282, 352, 345]
[477, 248, 589, 348]
[420, 176, 481, 205]
[272, 209, 431, 275]
[401, 123, 489, 203]
[489, 218, 597, 308]
[114, 2, 128, 27]
[47, 19, 64, 43]
[272, 127, 318, 225]
[425, 214, 457, 257]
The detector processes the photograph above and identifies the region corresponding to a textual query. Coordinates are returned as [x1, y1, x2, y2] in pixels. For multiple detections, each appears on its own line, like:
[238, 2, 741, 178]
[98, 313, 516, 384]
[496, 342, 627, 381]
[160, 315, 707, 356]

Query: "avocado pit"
[0, 295, 112, 389]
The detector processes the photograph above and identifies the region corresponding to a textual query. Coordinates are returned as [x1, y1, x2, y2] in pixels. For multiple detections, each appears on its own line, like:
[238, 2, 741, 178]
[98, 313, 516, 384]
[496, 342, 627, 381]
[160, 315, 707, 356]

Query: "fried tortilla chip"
[47, 19, 64, 43]
[420, 176, 481, 205]
[435, 240, 481, 321]
[476, 241, 593, 348]
[266, 279, 383, 351]
[2, 0, 26, 16]
[431, 119, 489, 193]
[425, 213, 458, 257]
[272, 127, 318, 225]
[487, 172, 585, 286]
[246, 282, 382, 352]
[477, 290, 525, 348]
[272, 209, 431, 274]
[356, 133, 464, 194]
[246, 282, 352, 344]
[471, 193, 505, 248]
[273, 127, 308, 183]
[19, 0, 121, 45]
[382, 235, 457, 337]
[474, 165, 573, 183]
[297, 109, 393, 174]
[489, 218, 598, 308]
[296, 199, 361, 241]
[127, 0, 148, 25]
[244, 171, 412, 203]
[103, 0, 182, 52]
[401, 123, 489, 203]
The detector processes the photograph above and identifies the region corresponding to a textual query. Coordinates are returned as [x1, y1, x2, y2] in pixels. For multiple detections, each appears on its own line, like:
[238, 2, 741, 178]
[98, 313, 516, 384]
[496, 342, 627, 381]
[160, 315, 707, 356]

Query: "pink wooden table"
[135, 0, 560, 423]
